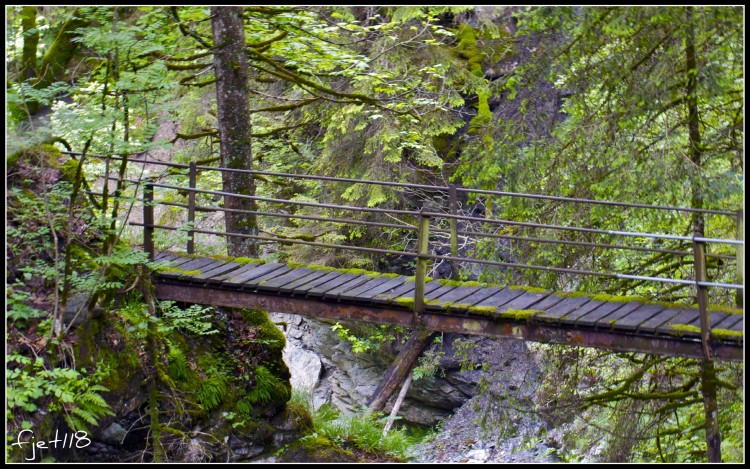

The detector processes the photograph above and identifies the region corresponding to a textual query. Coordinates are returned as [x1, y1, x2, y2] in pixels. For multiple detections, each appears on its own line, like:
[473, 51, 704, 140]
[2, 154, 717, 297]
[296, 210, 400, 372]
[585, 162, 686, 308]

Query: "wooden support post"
[367, 329, 435, 412]
[144, 181, 154, 261]
[187, 161, 197, 254]
[693, 222, 721, 462]
[414, 210, 430, 321]
[382, 372, 412, 436]
[448, 184, 460, 280]
[736, 209, 744, 308]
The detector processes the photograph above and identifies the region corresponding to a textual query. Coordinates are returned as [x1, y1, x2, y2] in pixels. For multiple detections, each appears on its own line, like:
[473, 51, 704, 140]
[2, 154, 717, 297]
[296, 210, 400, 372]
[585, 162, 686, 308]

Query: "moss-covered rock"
[277, 435, 358, 463]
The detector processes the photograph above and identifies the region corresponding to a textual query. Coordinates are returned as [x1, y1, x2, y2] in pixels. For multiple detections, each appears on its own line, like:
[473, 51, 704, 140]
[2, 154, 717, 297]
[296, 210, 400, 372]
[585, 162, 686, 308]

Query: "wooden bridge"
[151, 251, 743, 361]
[71, 151, 744, 362]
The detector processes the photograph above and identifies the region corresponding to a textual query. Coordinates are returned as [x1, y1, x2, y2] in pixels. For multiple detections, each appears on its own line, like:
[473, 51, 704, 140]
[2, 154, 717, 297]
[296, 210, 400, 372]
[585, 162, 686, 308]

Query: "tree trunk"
[20, 6, 39, 81]
[685, 7, 721, 463]
[368, 329, 435, 411]
[211, 6, 258, 257]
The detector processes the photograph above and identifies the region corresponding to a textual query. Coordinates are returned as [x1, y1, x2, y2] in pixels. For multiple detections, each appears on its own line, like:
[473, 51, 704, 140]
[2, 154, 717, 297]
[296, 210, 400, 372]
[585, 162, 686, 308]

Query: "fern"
[248, 365, 289, 406]
[64, 385, 115, 433]
[196, 372, 229, 411]
[166, 341, 188, 381]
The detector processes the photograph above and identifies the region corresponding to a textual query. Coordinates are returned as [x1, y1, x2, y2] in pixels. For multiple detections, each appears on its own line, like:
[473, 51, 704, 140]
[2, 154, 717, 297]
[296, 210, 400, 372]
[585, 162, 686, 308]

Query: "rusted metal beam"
[153, 282, 742, 361]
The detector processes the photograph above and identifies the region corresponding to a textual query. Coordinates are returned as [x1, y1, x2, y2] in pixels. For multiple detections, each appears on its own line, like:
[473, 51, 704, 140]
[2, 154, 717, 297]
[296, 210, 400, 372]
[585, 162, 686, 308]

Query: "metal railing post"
[448, 184, 460, 280]
[144, 180, 155, 261]
[736, 209, 744, 308]
[414, 210, 431, 320]
[692, 220, 721, 463]
[187, 162, 197, 254]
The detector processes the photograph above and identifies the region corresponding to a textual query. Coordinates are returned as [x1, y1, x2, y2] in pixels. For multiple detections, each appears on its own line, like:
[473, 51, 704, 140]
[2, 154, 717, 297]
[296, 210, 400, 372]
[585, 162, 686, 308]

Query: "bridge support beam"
[367, 328, 435, 412]
[153, 283, 742, 361]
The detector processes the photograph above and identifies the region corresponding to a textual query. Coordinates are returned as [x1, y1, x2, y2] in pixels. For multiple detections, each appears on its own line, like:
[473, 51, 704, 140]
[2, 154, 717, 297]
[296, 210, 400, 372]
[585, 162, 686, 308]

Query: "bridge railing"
[70, 151, 743, 320]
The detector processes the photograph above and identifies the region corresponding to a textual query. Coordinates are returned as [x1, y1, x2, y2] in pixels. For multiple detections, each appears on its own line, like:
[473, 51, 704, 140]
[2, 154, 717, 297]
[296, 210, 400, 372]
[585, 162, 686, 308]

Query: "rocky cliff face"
[269, 312, 547, 432]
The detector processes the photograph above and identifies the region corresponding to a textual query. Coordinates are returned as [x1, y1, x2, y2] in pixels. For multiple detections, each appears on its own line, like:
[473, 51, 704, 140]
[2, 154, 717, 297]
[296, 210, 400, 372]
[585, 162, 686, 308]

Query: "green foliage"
[195, 370, 230, 412]
[287, 392, 425, 461]
[159, 300, 218, 336]
[6, 284, 47, 326]
[331, 323, 403, 354]
[412, 335, 445, 382]
[7, 355, 114, 433]
[247, 365, 290, 406]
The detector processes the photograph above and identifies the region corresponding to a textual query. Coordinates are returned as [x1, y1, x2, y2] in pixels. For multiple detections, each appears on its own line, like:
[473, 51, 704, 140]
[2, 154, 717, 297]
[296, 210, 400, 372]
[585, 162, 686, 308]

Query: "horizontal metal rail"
[147, 184, 743, 246]
[130, 223, 419, 258]
[150, 183, 422, 217]
[423, 212, 744, 246]
[132, 220, 744, 290]
[64, 151, 738, 216]
[431, 227, 735, 260]
[158, 200, 417, 230]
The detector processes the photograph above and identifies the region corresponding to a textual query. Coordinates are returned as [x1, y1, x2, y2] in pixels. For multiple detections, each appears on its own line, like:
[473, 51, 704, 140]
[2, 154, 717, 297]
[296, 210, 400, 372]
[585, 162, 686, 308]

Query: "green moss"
[499, 308, 542, 320]
[710, 328, 743, 341]
[469, 305, 499, 316]
[278, 435, 357, 463]
[456, 24, 483, 77]
[438, 279, 488, 288]
[307, 264, 336, 272]
[231, 256, 265, 264]
[155, 266, 201, 276]
[555, 291, 591, 299]
[509, 285, 547, 294]
[395, 297, 415, 310]
[668, 324, 702, 336]
[703, 304, 744, 316]
[405, 275, 433, 283]
[240, 309, 286, 355]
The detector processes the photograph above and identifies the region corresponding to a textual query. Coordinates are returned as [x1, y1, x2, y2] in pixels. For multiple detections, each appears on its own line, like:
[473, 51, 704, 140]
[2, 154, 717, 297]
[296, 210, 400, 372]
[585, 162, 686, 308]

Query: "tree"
[211, 6, 258, 257]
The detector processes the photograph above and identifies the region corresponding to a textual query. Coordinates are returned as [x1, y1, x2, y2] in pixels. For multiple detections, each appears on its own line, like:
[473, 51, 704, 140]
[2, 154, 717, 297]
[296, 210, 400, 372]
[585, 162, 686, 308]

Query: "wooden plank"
[446, 287, 503, 311]
[222, 263, 287, 285]
[593, 302, 643, 329]
[280, 270, 334, 293]
[721, 315, 743, 332]
[256, 268, 319, 291]
[210, 262, 266, 282]
[611, 304, 666, 332]
[338, 277, 395, 301]
[688, 311, 734, 330]
[162, 254, 201, 268]
[372, 281, 443, 304]
[636, 308, 687, 334]
[153, 252, 183, 264]
[528, 294, 565, 315]
[307, 273, 362, 297]
[424, 286, 458, 301]
[157, 257, 216, 279]
[654, 309, 702, 336]
[243, 265, 293, 287]
[431, 286, 482, 305]
[560, 300, 605, 323]
[476, 289, 526, 308]
[289, 271, 344, 294]
[154, 251, 172, 261]
[496, 292, 548, 313]
[536, 296, 591, 324]
[355, 277, 407, 300]
[373, 282, 417, 302]
[551, 300, 613, 326]
[194, 261, 244, 280]
[323, 275, 374, 299]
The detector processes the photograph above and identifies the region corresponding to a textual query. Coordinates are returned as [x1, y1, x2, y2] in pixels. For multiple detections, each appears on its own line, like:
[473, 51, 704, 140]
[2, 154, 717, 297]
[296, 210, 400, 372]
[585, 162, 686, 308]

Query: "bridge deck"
[152, 252, 743, 360]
